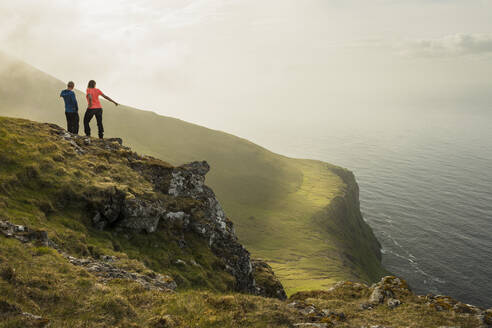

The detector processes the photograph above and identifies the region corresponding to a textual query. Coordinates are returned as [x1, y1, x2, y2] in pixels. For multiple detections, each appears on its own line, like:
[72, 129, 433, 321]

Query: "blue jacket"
[60, 89, 78, 113]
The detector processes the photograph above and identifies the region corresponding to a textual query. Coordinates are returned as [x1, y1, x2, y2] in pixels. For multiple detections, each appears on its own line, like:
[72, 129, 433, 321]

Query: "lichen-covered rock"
[369, 286, 385, 304]
[288, 300, 345, 326]
[66, 255, 177, 291]
[0, 220, 54, 247]
[252, 259, 287, 300]
[426, 295, 458, 312]
[369, 276, 411, 305]
[386, 298, 402, 309]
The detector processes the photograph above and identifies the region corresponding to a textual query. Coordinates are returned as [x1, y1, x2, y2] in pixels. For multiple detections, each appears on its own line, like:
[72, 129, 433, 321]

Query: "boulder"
[386, 298, 401, 309]
[368, 276, 411, 306]
[369, 286, 385, 304]
[251, 259, 287, 300]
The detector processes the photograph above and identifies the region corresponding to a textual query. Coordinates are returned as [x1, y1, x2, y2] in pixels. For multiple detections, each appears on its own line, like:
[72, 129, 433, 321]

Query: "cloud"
[399, 33, 492, 58]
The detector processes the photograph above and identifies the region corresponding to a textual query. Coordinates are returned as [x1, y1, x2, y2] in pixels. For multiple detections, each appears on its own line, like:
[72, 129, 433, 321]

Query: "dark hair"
[67, 81, 74, 88]
[88, 80, 96, 88]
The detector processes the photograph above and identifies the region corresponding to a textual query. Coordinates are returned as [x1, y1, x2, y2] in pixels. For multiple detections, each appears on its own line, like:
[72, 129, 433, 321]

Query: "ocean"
[244, 109, 492, 308]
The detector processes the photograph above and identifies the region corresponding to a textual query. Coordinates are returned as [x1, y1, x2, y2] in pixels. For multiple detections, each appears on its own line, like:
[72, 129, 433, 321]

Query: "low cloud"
[399, 33, 492, 58]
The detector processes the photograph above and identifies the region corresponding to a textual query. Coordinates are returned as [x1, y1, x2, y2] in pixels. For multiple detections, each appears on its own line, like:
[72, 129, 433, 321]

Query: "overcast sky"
[1, 0, 491, 133]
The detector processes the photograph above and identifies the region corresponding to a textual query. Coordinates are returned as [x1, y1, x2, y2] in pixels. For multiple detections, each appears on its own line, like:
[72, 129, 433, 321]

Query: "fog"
[1, 0, 492, 139]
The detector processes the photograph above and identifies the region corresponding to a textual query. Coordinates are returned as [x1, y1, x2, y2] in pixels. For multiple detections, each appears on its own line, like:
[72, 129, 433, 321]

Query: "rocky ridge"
[290, 276, 492, 328]
[56, 128, 259, 293]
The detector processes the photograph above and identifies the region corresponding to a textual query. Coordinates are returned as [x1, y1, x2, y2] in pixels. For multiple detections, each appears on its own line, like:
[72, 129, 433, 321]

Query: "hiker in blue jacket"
[60, 81, 79, 134]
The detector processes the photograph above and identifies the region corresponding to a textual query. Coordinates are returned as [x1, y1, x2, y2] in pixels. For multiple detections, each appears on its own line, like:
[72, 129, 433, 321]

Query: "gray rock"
[369, 286, 385, 304]
[387, 298, 402, 309]
[165, 212, 190, 228]
[69, 140, 85, 154]
[0, 220, 53, 247]
[299, 305, 317, 316]
[66, 253, 177, 291]
[89, 157, 256, 293]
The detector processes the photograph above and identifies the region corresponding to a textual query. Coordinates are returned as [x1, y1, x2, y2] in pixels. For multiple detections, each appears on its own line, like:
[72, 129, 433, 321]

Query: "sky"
[0, 0, 491, 135]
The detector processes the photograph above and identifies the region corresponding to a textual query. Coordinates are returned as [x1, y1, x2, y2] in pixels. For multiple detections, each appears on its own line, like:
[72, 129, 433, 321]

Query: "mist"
[1, 0, 492, 140]
[1, 0, 492, 310]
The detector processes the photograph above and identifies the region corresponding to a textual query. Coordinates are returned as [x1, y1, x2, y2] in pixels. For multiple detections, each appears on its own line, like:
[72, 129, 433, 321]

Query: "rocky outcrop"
[365, 276, 411, 309]
[129, 159, 254, 293]
[252, 259, 287, 300]
[0, 220, 53, 247]
[57, 131, 257, 293]
[288, 300, 346, 327]
[0, 219, 177, 292]
[290, 276, 492, 328]
[66, 255, 177, 291]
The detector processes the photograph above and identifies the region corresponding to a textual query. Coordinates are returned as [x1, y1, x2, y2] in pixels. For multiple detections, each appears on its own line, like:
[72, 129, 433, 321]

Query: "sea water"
[245, 109, 492, 308]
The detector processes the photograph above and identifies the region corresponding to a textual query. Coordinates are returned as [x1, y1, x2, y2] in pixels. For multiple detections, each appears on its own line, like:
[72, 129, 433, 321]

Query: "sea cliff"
[1, 117, 491, 328]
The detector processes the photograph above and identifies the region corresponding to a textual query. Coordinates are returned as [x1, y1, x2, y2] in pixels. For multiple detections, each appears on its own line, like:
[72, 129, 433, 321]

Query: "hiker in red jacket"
[84, 80, 118, 139]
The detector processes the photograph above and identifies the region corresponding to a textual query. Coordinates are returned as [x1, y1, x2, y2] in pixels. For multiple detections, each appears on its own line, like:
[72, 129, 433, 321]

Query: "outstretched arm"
[102, 93, 118, 106]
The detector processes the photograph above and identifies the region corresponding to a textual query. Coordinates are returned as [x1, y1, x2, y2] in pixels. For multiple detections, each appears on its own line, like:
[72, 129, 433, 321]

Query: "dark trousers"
[83, 108, 104, 138]
[65, 112, 79, 134]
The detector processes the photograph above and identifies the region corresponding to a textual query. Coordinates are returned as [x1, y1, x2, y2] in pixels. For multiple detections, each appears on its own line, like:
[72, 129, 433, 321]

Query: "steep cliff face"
[314, 166, 386, 283]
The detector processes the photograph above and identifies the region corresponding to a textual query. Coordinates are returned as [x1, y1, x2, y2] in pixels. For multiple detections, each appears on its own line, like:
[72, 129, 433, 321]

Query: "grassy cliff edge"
[1, 117, 490, 328]
[0, 52, 386, 293]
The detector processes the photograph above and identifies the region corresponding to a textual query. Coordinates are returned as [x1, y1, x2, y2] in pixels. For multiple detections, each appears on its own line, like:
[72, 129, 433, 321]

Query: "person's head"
[67, 81, 74, 90]
[88, 80, 96, 89]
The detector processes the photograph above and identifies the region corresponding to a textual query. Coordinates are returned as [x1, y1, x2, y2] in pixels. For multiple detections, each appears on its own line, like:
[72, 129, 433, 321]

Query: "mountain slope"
[1, 118, 490, 328]
[0, 52, 386, 292]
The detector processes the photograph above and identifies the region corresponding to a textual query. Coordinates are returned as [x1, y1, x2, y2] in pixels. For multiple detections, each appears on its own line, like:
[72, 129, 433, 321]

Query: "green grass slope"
[1, 118, 487, 328]
[0, 117, 236, 292]
[0, 52, 386, 293]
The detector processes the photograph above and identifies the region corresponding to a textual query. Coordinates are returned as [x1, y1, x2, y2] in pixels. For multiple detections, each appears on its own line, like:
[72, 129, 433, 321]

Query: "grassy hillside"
[0, 117, 238, 292]
[1, 118, 488, 328]
[0, 52, 386, 293]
